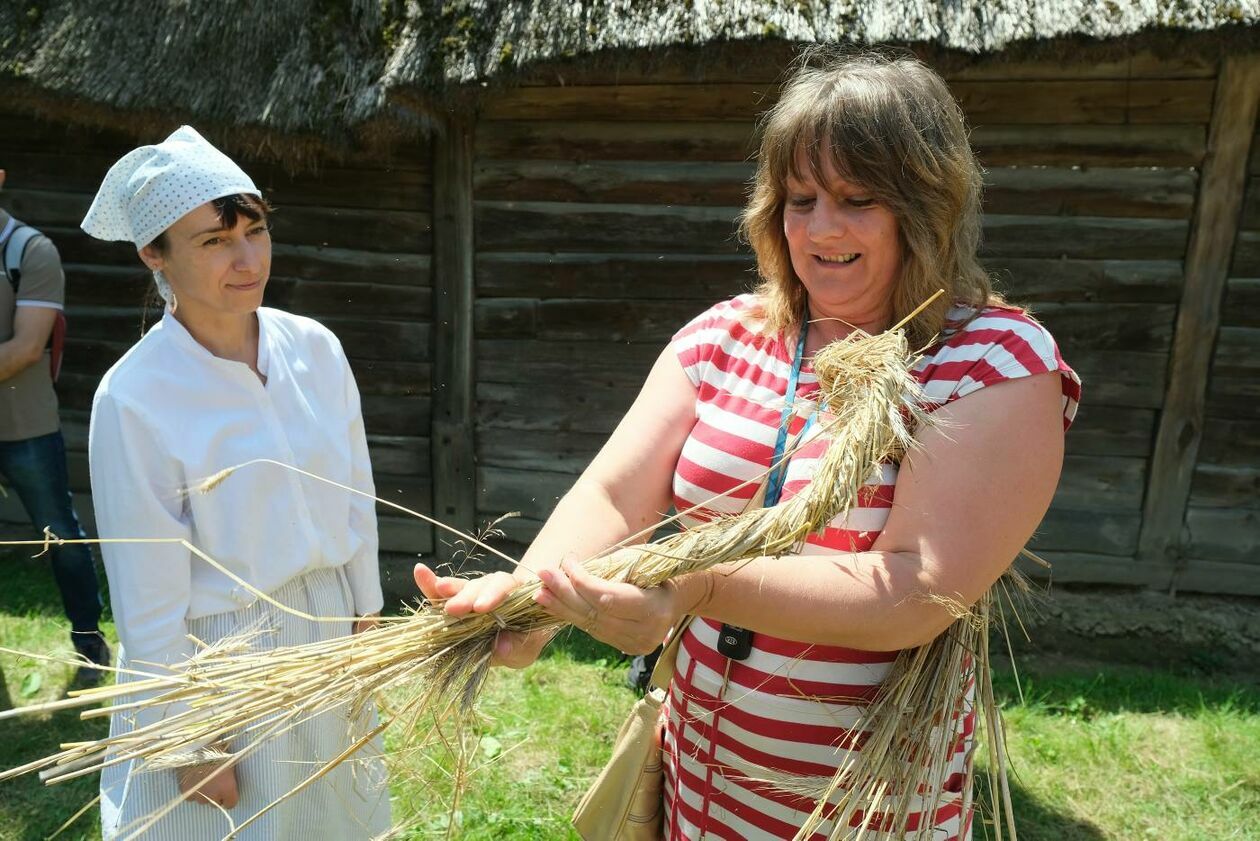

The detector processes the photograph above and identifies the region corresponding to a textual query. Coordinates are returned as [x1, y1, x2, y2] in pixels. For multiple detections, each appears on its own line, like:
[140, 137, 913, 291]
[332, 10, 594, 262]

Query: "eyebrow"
[188, 225, 230, 240]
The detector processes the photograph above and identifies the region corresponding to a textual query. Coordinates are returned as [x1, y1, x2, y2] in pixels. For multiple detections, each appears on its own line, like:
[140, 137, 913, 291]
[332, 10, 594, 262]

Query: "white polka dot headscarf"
[81, 126, 260, 248]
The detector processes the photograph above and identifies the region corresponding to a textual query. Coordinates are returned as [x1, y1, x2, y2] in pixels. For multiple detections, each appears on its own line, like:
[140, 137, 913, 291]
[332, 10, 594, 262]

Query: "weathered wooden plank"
[348, 359, 431, 397]
[1140, 57, 1260, 567]
[477, 339, 660, 387]
[950, 51, 1217, 81]
[1016, 551, 1171, 588]
[483, 83, 777, 122]
[476, 120, 758, 162]
[477, 381, 635, 434]
[1030, 508, 1141, 556]
[1054, 455, 1147, 511]
[1240, 176, 1260, 230]
[476, 466, 574, 523]
[1198, 417, 1260, 465]
[983, 166, 1197, 219]
[1058, 353, 1164, 411]
[1207, 375, 1260, 420]
[378, 515, 434, 555]
[1210, 326, 1260, 377]
[1027, 303, 1175, 353]
[958, 79, 1213, 125]
[367, 435, 430, 477]
[255, 163, 431, 212]
[974, 124, 1206, 167]
[475, 200, 743, 254]
[476, 252, 756, 300]
[1231, 230, 1260, 275]
[476, 297, 723, 343]
[321, 317, 429, 363]
[987, 258, 1182, 303]
[265, 278, 432, 319]
[1189, 464, 1260, 509]
[373, 473, 432, 519]
[430, 117, 477, 561]
[980, 215, 1189, 260]
[1170, 559, 1260, 597]
[361, 395, 430, 437]
[269, 245, 431, 285]
[269, 205, 432, 254]
[1065, 406, 1156, 457]
[65, 265, 152, 307]
[477, 428, 606, 474]
[1182, 507, 1260, 563]
[475, 159, 754, 205]
[1222, 278, 1260, 328]
[0, 188, 92, 226]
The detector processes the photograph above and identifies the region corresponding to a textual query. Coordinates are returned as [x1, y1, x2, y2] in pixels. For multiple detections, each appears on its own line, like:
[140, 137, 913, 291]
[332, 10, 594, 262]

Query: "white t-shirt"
[89, 306, 384, 674]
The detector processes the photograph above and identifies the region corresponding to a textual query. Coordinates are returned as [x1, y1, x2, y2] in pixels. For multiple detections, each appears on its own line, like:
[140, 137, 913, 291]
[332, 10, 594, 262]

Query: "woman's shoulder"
[673, 293, 770, 344]
[94, 323, 174, 408]
[933, 302, 1062, 364]
[259, 307, 346, 358]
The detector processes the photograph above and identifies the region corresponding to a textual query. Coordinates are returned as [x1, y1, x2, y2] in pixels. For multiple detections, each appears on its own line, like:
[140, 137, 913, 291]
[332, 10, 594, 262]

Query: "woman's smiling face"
[782, 152, 902, 330]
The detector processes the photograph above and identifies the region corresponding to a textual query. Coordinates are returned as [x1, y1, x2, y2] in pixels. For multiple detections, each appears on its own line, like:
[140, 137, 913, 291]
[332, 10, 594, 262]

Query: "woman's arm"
[541, 370, 1066, 653]
[414, 346, 698, 663]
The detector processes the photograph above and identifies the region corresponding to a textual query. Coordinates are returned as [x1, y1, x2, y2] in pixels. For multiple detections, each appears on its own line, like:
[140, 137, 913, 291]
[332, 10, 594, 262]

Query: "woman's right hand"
[176, 759, 238, 809]
[413, 563, 549, 669]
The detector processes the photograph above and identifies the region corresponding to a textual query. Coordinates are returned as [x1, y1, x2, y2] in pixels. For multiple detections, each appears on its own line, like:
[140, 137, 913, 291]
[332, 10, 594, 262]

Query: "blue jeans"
[0, 430, 102, 633]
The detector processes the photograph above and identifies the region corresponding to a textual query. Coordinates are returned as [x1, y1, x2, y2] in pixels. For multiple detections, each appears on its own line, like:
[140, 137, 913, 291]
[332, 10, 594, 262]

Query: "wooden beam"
[1137, 56, 1260, 587]
[431, 117, 477, 563]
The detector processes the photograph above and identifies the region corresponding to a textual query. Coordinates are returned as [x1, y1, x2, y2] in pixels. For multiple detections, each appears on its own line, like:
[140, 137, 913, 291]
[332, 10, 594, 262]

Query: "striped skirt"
[100, 566, 392, 840]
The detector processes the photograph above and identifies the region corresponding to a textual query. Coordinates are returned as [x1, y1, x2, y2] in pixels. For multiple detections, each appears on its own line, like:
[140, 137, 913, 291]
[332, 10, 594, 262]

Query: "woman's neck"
[802, 300, 892, 355]
[173, 305, 259, 366]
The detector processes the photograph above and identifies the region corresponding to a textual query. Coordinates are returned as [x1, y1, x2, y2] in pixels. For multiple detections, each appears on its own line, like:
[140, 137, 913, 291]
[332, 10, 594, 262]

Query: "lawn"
[2, 551, 1258, 840]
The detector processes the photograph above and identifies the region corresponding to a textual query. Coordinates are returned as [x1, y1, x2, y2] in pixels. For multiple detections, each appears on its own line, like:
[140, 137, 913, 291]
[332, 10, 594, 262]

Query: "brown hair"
[739, 48, 1001, 349]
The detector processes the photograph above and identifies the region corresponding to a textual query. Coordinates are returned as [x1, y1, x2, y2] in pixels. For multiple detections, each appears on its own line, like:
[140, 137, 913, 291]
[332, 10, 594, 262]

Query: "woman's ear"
[138, 243, 165, 274]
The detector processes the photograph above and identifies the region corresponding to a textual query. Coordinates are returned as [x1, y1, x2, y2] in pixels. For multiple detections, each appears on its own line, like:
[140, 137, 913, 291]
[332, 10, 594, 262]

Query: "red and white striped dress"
[662, 294, 1081, 840]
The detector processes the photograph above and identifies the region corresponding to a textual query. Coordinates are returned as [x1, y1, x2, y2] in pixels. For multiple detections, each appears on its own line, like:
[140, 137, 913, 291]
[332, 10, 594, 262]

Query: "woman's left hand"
[534, 558, 693, 654]
[352, 612, 380, 635]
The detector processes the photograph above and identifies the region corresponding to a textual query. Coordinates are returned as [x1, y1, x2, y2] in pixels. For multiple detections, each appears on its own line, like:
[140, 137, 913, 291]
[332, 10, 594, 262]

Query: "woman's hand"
[534, 558, 697, 655]
[352, 612, 380, 635]
[412, 563, 550, 668]
[176, 759, 239, 809]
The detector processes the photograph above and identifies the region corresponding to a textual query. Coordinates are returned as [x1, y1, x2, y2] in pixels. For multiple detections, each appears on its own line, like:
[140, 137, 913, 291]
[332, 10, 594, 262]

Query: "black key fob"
[717, 624, 753, 661]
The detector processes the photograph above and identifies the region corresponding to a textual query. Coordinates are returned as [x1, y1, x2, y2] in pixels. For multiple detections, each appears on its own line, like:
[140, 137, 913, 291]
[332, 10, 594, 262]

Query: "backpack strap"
[2, 222, 43, 292]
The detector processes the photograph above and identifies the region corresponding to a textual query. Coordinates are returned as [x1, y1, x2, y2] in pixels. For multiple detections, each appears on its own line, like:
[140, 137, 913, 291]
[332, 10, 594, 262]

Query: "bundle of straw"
[1, 299, 1021, 839]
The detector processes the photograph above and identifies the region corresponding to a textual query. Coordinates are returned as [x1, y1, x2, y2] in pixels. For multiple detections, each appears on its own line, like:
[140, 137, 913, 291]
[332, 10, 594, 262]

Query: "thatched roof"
[1, 1, 1256, 158]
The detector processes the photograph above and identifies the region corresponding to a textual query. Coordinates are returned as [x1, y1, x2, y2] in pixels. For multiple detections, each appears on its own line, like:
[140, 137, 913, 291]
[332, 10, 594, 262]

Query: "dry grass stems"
[0, 291, 1026, 839]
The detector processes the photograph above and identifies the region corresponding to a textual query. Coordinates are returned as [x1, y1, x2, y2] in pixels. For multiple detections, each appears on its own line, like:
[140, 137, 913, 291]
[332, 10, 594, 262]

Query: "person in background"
[83, 127, 390, 839]
[0, 167, 108, 685]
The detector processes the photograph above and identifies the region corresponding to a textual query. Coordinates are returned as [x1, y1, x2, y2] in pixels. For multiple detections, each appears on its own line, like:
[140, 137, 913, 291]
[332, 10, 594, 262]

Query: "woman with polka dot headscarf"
[82, 127, 391, 839]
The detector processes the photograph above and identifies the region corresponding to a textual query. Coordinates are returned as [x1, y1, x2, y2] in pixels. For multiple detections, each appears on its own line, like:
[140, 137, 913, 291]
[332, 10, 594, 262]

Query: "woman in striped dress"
[416, 50, 1080, 839]
[83, 127, 391, 839]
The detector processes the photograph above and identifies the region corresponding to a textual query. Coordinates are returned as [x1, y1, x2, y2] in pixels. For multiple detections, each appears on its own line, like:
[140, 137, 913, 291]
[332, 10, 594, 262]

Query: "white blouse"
[89, 307, 385, 674]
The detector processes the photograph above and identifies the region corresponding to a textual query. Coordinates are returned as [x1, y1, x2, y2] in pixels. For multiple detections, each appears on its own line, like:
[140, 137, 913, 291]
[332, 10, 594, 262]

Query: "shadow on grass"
[0, 693, 107, 840]
[973, 774, 1107, 841]
[991, 658, 1260, 718]
[541, 626, 628, 666]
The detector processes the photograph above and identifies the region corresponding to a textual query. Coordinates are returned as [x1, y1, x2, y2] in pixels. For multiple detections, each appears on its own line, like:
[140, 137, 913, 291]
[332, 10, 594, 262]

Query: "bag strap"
[2, 220, 41, 292]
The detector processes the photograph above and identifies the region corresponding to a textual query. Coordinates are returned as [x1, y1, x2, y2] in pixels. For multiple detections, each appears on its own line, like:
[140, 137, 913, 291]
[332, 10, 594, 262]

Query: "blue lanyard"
[764, 323, 812, 508]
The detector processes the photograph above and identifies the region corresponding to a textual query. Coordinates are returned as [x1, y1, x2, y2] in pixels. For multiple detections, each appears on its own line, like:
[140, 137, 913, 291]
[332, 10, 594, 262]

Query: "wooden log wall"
[0, 112, 435, 570]
[473, 49, 1227, 590]
[1180, 115, 1260, 593]
[2, 46, 1253, 597]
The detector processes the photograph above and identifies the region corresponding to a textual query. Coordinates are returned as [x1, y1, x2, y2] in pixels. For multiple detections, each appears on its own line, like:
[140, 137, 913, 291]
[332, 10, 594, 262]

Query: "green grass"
[2, 553, 1258, 840]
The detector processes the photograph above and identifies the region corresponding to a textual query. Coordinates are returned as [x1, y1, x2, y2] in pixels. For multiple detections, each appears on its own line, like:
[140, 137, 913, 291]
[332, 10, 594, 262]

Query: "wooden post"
[431, 115, 477, 564]
[1137, 56, 1260, 585]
